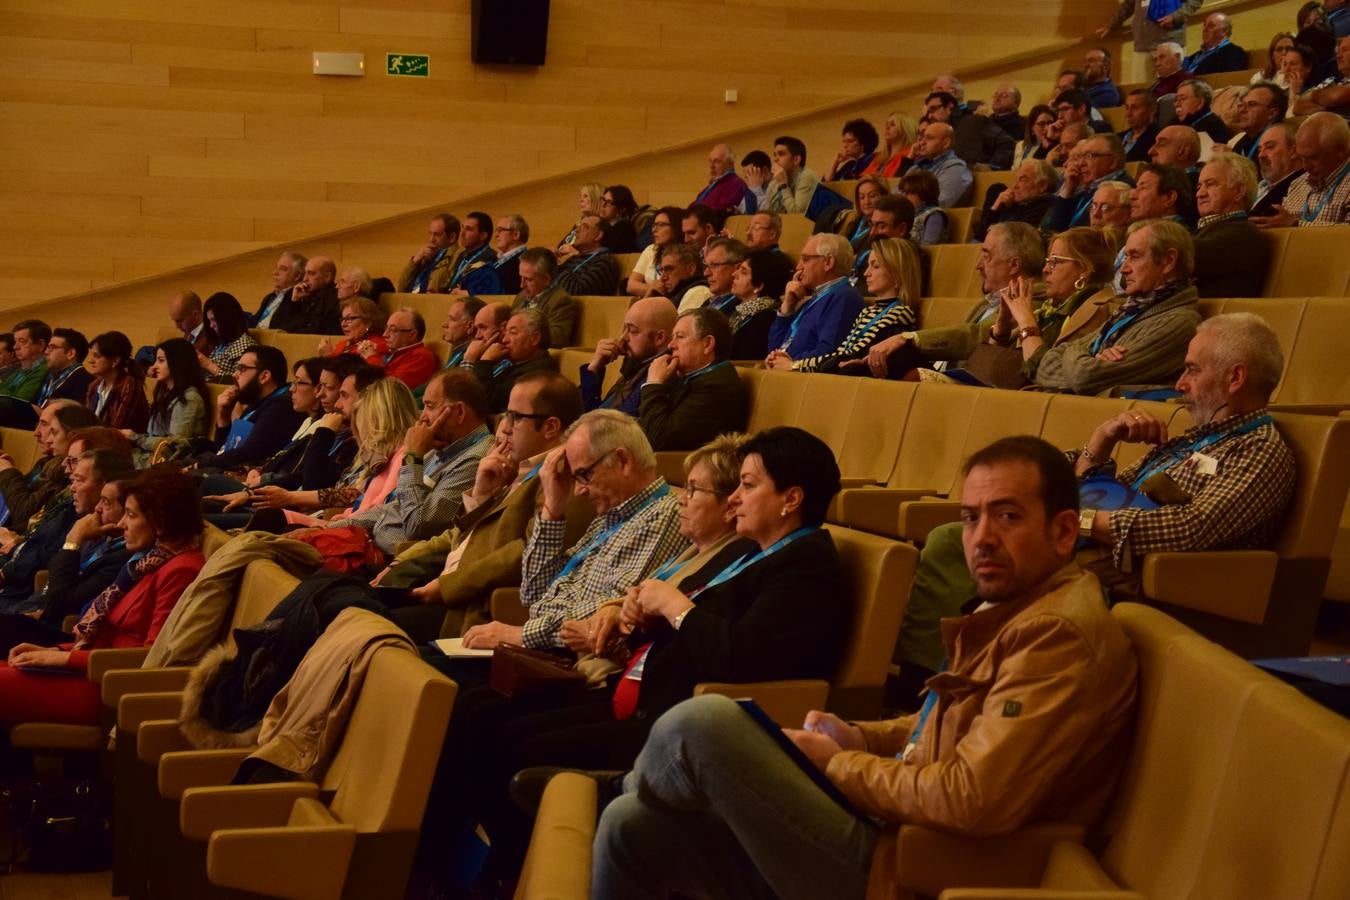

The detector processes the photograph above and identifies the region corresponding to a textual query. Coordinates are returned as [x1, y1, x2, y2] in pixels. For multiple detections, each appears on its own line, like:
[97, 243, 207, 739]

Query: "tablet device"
[735, 699, 866, 819]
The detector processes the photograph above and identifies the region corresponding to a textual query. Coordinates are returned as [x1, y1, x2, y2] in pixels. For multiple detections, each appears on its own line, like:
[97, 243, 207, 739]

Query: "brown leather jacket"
[824, 563, 1138, 899]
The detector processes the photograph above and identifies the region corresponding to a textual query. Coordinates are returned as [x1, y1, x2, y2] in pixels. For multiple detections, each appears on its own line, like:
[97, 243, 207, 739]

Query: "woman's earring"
[779, 506, 789, 518]
[1074, 274, 1088, 291]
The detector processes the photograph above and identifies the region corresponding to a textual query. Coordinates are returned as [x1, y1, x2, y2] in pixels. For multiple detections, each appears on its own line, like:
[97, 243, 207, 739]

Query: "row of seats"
[520, 601, 1350, 900]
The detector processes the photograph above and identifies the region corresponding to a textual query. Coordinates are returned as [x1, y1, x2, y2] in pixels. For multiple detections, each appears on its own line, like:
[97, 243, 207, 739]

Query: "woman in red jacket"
[0, 466, 205, 726]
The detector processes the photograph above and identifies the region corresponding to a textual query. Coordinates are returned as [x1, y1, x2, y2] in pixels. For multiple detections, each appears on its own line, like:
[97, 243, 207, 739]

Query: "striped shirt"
[792, 301, 917, 373]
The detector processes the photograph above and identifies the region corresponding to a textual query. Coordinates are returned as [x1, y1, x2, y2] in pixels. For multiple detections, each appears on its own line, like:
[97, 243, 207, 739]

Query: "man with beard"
[580, 298, 677, 416]
[198, 345, 305, 470]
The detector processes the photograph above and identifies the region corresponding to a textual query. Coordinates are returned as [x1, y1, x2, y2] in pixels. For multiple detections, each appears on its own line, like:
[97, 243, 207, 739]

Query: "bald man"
[168, 290, 213, 355]
[1253, 112, 1350, 227]
[1183, 13, 1248, 75]
[911, 121, 973, 207]
[579, 297, 678, 415]
[694, 143, 753, 214]
[269, 255, 342, 335]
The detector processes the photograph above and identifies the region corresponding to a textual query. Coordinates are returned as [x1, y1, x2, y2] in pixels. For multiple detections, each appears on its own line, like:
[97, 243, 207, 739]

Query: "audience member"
[434, 296, 483, 374]
[1254, 111, 1350, 225]
[1130, 162, 1195, 223]
[1251, 121, 1303, 216]
[169, 290, 213, 355]
[199, 344, 305, 471]
[659, 244, 712, 313]
[1254, 32, 1297, 88]
[0, 403, 96, 545]
[558, 183, 604, 249]
[987, 84, 1026, 142]
[767, 234, 864, 361]
[334, 266, 372, 306]
[860, 112, 918, 178]
[897, 170, 950, 245]
[1329, 0, 1350, 37]
[1194, 155, 1271, 297]
[399, 214, 462, 294]
[555, 215, 621, 297]
[694, 144, 754, 214]
[466, 309, 560, 412]
[823, 118, 880, 180]
[1150, 42, 1195, 98]
[1016, 105, 1057, 166]
[779, 238, 920, 374]
[377, 372, 583, 642]
[458, 214, 529, 296]
[627, 207, 684, 298]
[977, 159, 1058, 240]
[267, 255, 341, 335]
[589, 436, 1137, 900]
[1281, 43, 1320, 113]
[722, 249, 789, 359]
[740, 150, 773, 212]
[200, 292, 258, 382]
[599, 187, 640, 254]
[1227, 82, 1288, 160]
[1184, 12, 1249, 73]
[1084, 46, 1123, 107]
[763, 136, 820, 214]
[910, 122, 974, 207]
[1175, 80, 1232, 143]
[34, 328, 94, 415]
[320, 296, 387, 366]
[640, 308, 748, 451]
[850, 195, 915, 287]
[0, 335, 16, 383]
[926, 91, 1016, 170]
[1048, 133, 1131, 230]
[700, 237, 745, 311]
[0, 466, 206, 727]
[514, 248, 578, 347]
[446, 211, 497, 292]
[1119, 89, 1161, 162]
[1293, 34, 1350, 114]
[129, 338, 209, 465]
[1091, 180, 1135, 228]
[1035, 220, 1200, 394]
[458, 409, 685, 652]
[377, 307, 437, 390]
[253, 251, 305, 327]
[85, 332, 149, 432]
[581, 298, 677, 416]
[744, 211, 783, 253]
[1053, 88, 1113, 135]
[1046, 121, 1094, 167]
[680, 206, 718, 256]
[1149, 124, 1203, 181]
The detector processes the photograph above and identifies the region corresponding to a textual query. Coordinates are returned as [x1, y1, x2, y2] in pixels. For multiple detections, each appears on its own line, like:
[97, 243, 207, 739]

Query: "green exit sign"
[386, 53, 430, 77]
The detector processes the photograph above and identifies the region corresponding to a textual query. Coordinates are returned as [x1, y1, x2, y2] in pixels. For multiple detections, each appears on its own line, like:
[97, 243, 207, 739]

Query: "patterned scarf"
[71, 542, 176, 649]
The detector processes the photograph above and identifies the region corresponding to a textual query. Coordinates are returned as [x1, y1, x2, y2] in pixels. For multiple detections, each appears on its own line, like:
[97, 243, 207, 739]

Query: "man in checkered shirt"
[892, 312, 1295, 706]
[459, 409, 687, 651]
[1252, 113, 1350, 227]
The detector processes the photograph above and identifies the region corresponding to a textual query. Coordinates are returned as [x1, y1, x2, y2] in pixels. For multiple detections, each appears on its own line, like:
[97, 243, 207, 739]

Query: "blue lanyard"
[554, 485, 670, 582]
[38, 365, 77, 404]
[1300, 160, 1350, 223]
[521, 460, 543, 483]
[568, 250, 606, 271]
[1090, 306, 1147, 356]
[240, 385, 289, 422]
[79, 538, 126, 573]
[710, 293, 738, 314]
[1129, 414, 1272, 490]
[899, 662, 947, 760]
[856, 300, 901, 337]
[850, 217, 870, 245]
[327, 432, 351, 458]
[414, 247, 447, 291]
[695, 172, 729, 204]
[785, 280, 846, 345]
[444, 344, 468, 369]
[451, 244, 491, 283]
[689, 527, 815, 598]
[1187, 39, 1229, 68]
[492, 359, 512, 377]
[648, 553, 688, 583]
[682, 360, 730, 382]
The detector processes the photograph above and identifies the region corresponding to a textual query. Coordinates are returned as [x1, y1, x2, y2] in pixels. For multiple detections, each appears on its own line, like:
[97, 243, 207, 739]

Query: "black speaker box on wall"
[472, 0, 551, 66]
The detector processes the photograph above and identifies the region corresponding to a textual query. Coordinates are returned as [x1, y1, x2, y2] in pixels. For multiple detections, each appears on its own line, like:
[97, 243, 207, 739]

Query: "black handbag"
[0, 776, 111, 873]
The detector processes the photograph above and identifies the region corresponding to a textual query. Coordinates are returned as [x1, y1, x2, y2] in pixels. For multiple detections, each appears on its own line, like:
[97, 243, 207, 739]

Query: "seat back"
[886, 383, 981, 493]
[571, 296, 629, 350]
[794, 375, 861, 464]
[1269, 412, 1350, 559]
[970, 170, 1014, 204]
[0, 426, 41, 474]
[943, 207, 976, 244]
[1274, 297, 1350, 406]
[377, 292, 455, 321]
[744, 369, 806, 434]
[228, 559, 302, 633]
[922, 244, 982, 297]
[612, 253, 640, 283]
[1263, 227, 1350, 297]
[917, 296, 982, 330]
[1039, 395, 1134, 459]
[250, 329, 323, 368]
[836, 378, 916, 484]
[822, 525, 920, 718]
[323, 642, 457, 833]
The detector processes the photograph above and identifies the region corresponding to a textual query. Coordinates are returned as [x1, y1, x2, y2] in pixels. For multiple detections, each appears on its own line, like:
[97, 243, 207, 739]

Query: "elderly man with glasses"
[1048, 134, 1132, 230]
[380, 306, 440, 391]
[767, 234, 864, 361]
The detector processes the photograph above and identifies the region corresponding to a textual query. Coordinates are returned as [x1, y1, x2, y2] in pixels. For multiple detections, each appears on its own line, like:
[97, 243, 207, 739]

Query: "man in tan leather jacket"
[591, 436, 1138, 900]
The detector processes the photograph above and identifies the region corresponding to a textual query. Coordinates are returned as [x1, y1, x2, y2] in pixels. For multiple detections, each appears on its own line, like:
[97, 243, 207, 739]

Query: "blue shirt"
[912, 150, 973, 208]
[766, 278, 865, 360]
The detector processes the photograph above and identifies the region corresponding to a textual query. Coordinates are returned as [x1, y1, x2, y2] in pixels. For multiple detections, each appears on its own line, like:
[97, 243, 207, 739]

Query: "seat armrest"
[694, 680, 828, 729]
[834, 488, 938, 538]
[838, 476, 880, 490]
[87, 647, 151, 683]
[158, 748, 254, 800]
[207, 798, 354, 899]
[896, 824, 1086, 896]
[180, 782, 319, 841]
[1140, 551, 1277, 624]
[491, 587, 526, 626]
[897, 500, 963, 544]
[939, 891, 1144, 900]
[102, 666, 192, 708]
[517, 773, 597, 900]
[138, 719, 195, 766]
[118, 691, 186, 733]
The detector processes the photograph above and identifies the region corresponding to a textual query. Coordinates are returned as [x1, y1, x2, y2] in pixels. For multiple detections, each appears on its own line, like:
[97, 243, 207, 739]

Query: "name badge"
[1187, 452, 1218, 476]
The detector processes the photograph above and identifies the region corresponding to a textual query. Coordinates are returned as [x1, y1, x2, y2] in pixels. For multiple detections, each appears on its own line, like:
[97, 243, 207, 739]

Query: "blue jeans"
[592, 694, 878, 900]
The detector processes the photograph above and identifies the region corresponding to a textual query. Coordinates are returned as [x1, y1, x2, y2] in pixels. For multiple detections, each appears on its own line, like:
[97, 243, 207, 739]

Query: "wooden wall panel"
[0, 0, 1296, 320]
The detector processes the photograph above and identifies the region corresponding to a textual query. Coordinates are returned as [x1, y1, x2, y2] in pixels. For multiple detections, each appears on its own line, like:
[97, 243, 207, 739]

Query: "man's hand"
[216, 386, 239, 413]
[589, 337, 622, 373]
[1085, 410, 1170, 468]
[770, 162, 789, 185]
[802, 710, 867, 751]
[370, 566, 392, 587]
[742, 164, 770, 191]
[780, 278, 808, 314]
[292, 280, 313, 301]
[464, 337, 492, 363]
[480, 342, 508, 363]
[1251, 205, 1297, 229]
[412, 242, 436, 266]
[764, 349, 794, 370]
[1092, 24, 1111, 39]
[588, 604, 629, 656]
[66, 512, 119, 546]
[559, 618, 593, 654]
[645, 353, 679, 385]
[405, 407, 449, 458]
[849, 332, 910, 378]
[1095, 345, 1128, 363]
[410, 580, 441, 604]
[471, 443, 517, 502]
[989, 189, 1015, 212]
[783, 728, 845, 772]
[460, 620, 523, 650]
[204, 490, 252, 512]
[243, 469, 263, 488]
[555, 244, 580, 264]
[538, 445, 574, 521]
[317, 412, 346, 432]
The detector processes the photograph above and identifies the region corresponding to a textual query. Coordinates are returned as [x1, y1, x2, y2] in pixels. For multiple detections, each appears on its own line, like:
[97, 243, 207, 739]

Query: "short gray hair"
[1203, 153, 1259, 206]
[1179, 79, 1213, 105]
[1128, 219, 1195, 281]
[813, 233, 854, 275]
[1197, 312, 1285, 397]
[988, 222, 1045, 273]
[567, 410, 656, 472]
[705, 237, 749, 263]
[508, 214, 530, 243]
[1157, 41, 1183, 58]
[341, 266, 373, 297]
[1023, 158, 1059, 192]
[281, 251, 306, 278]
[1096, 179, 1133, 205]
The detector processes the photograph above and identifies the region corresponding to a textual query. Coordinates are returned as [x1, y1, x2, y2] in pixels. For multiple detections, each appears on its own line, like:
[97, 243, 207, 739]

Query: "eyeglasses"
[340, 315, 364, 323]
[385, 325, 416, 334]
[502, 409, 550, 426]
[293, 379, 314, 387]
[493, 225, 518, 233]
[1088, 202, 1127, 213]
[799, 253, 831, 262]
[682, 482, 725, 500]
[1044, 254, 1081, 270]
[656, 265, 682, 276]
[235, 364, 259, 373]
[703, 260, 736, 269]
[573, 448, 616, 486]
[1083, 151, 1116, 160]
[600, 197, 616, 206]
[62, 456, 79, 471]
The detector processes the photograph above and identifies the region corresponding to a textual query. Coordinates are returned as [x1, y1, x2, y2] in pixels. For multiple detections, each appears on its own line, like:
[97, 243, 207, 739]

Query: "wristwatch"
[672, 608, 692, 630]
[1079, 508, 1098, 540]
[62, 542, 79, 552]
[402, 451, 424, 467]
[1016, 324, 1041, 341]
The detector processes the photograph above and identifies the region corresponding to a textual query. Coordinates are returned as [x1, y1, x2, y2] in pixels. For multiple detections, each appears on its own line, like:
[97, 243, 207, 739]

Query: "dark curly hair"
[122, 465, 205, 546]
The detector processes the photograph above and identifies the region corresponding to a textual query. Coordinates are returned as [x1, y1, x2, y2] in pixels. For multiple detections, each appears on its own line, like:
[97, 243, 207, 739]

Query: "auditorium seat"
[970, 170, 1014, 204]
[917, 295, 983, 329]
[170, 636, 455, 900]
[1262, 226, 1350, 297]
[571, 295, 630, 349]
[944, 206, 976, 244]
[891, 603, 1350, 900]
[612, 252, 640, 285]
[0, 425, 40, 474]
[1098, 105, 1126, 131]
[1270, 296, 1350, 408]
[516, 772, 595, 900]
[251, 328, 324, 367]
[922, 244, 984, 297]
[695, 524, 919, 724]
